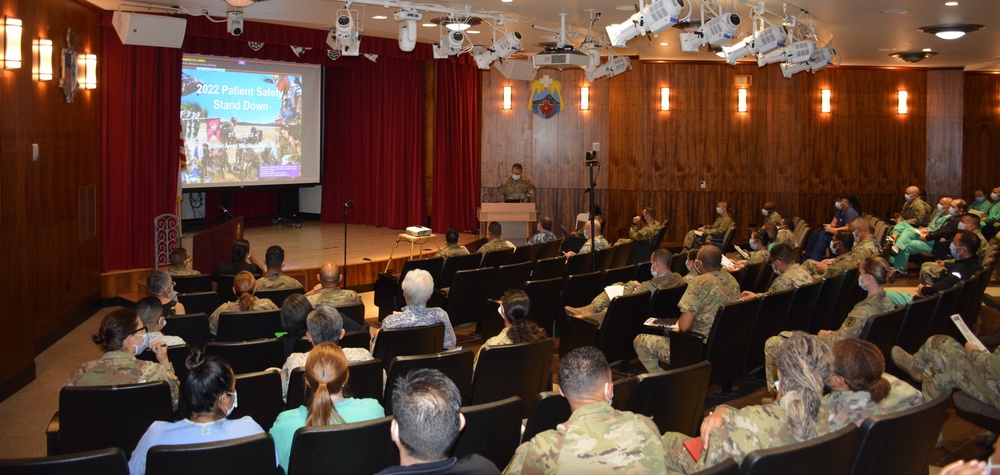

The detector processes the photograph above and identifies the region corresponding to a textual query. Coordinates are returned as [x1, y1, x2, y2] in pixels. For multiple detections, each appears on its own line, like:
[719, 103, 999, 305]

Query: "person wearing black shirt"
[916, 230, 982, 297]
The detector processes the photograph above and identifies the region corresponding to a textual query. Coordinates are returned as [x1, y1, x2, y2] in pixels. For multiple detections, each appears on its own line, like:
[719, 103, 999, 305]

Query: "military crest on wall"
[60, 29, 79, 103]
[530, 75, 562, 119]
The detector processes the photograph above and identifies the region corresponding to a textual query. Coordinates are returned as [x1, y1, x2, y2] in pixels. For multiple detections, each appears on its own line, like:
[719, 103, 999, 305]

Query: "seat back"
[560, 271, 604, 309]
[177, 291, 220, 317]
[623, 361, 712, 436]
[490, 261, 534, 299]
[564, 252, 593, 276]
[895, 293, 941, 353]
[594, 246, 617, 271]
[523, 278, 565, 337]
[925, 282, 965, 340]
[254, 287, 305, 308]
[828, 267, 861, 330]
[438, 252, 483, 289]
[511, 242, 542, 264]
[146, 433, 276, 475]
[955, 270, 987, 326]
[480, 248, 514, 268]
[537, 238, 565, 259]
[372, 324, 445, 370]
[751, 264, 775, 294]
[602, 265, 637, 288]
[339, 330, 370, 350]
[648, 284, 688, 319]
[452, 396, 522, 470]
[596, 291, 653, 364]
[216, 274, 238, 303]
[170, 274, 213, 294]
[137, 345, 192, 385]
[782, 280, 822, 332]
[704, 298, 761, 384]
[693, 459, 739, 475]
[472, 339, 555, 418]
[612, 241, 634, 268]
[670, 251, 687, 275]
[739, 261, 766, 292]
[745, 288, 795, 374]
[809, 273, 846, 333]
[57, 381, 173, 455]
[335, 302, 366, 328]
[229, 370, 284, 431]
[400, 256, 445, 288]
[216, 309, 282, 342]
[0, 448, 129, 475]
[521, 391, 571, 443]
[848, 394, 950, 475]
[858, 306, 906, 364]
[287, 358, 384, 410]
[531, 256, 566, 280]
[287, 416, 398, 475]
[635, 261, 653, 282]
[162, 313, 210, 349]
[629, 225, 670, 265]
[740, 425, 859, 475]
[205, 339, 284, 375]
[384, 350, 474, 413]
[444, 267, 498, 327]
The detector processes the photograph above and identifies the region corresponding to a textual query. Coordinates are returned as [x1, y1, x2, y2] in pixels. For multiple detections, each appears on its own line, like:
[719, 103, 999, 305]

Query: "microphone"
[218, 204, 234, 220]
[343, 199, 354, 209]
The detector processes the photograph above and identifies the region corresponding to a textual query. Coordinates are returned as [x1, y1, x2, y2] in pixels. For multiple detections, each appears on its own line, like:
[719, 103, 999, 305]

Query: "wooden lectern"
[192, 216, 244, 274]
[478, 203, 537, 246]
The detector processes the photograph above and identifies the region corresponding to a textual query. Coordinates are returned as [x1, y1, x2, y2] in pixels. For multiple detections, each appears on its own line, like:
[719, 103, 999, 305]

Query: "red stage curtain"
[431, 61, 481, 233]
[101, 14, 182, 272]
[319, 57, 427, 228]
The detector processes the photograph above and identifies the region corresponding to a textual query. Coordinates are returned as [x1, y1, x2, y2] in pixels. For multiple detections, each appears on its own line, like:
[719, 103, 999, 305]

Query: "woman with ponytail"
[270, 342, 384, 471]
[662, 332, 834, 473]
[208, 270, 279, 335]
[128, 349, 272, 475]
[475, 289, 548, 368]
[824, 338, 922, 431]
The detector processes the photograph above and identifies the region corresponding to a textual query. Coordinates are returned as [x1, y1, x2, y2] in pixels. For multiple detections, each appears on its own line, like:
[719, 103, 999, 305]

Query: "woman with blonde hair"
[208, 270, 278, 335]
[269, 342, 384, 471]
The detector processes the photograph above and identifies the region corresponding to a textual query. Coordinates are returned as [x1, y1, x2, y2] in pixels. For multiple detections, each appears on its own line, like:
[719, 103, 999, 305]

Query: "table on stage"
[384, 233, 440, 272]
[478, 203, 537, 246]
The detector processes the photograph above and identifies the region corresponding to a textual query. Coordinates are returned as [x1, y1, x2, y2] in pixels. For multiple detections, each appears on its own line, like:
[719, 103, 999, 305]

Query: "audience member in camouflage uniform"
[280, 304, 377, 398]
[891, 186, 933, 228]
[435, 228, 471, 258]
[167, 247, 200, 276]
[504, 347, 666, 474]
[682, 250, 700, 283]
[256, 246, 304, 290]
[802, 231, 856, 278]
[919, 214, 987, 284]
[893, 335, 1000, 411]
[148, 270, 186, 316]
[740, 244, 815, 300]
[731, 228, 771, 269]
[305, 261, 361, 307]
[377, 269, 456, 350]
[633, 245, 741, 373]
[823, 338, 922, 431]
[526, 216, 557, 246]
[478, 221, 516, 255]
[774, 220, 796, 247]
[764, 256, 895, 395]
[565, 249, 684, 327]
[566, 220, 610, 257]
[136, 297, 185, 347]
[615, 207, 663, 245]
[495, 163, 536, 203]
[682, 201, 733, 251]
[762, 201, 783, 228]
[662, 332, 833, 473]
[847, 218, 882, 261]
[476, 290, 547, 368]
[209, 271, 279, 335]
[66, 308, 179, 409]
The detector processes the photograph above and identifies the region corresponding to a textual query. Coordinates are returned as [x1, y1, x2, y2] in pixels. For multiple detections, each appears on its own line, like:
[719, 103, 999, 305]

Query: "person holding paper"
[661, 332, 833, 473]
[564, 249, 683, 326]
[682, 201, 733, 251]
[739, 244, 815, 300]
[729, 228, 771, 269]
[892, 333, 1000, 411]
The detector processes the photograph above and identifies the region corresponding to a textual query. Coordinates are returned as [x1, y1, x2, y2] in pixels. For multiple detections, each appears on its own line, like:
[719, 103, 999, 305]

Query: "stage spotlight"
[606, 0, 684, 48]
[433, 30, 465, 59]
[394, 9, 421, 52]
[680, 12, 740, 52]
[606, 11, 643, 48]
[722, 24, 785, 64]
[474, 31, 522, 70]
[805, 46, 836, 72]
[757, 39, 816, 66]
[584, 55, 631, 82]
[330, 12, 360, 56]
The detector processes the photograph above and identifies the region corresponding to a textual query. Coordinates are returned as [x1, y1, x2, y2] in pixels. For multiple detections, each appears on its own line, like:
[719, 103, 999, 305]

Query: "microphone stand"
[343, 200, 353, 285]
[585, 151, 598, 272]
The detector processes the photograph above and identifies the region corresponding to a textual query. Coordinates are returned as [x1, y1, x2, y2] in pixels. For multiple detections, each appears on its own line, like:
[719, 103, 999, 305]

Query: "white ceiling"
[92, 0, 1000, 69]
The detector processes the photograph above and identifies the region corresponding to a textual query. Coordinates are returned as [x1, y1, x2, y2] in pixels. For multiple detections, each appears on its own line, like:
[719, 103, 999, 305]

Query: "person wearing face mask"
[760, 201, 782, 227]
[495, 163, 536, 203]
[565, 249, 684, 326]
[890, 196, 953, 248]
[919, 214, 987, 285]
[984, 186, 1000, 240]
[477, 290, 547, 367]
[802, 231, 855, 278]
[890, 186, 932, 229]
[774, 219, 796, 247]
[682, 249, 700, 283]
[740, 244, 816, 301]
[135, 297, 185, 347]
[65, 308, 179, 410]
[802, 195, 859, 262]
[682, 201, 733, 251]
[147, 270, 186, 316]
[616, 207, 663, 245]
[129, 349, 272, 475]
[505, 346, 666, 474]
[762, 257, 895, 396]
[914, 230, 982, 298]
[970, 188, 994, 216]
[633, 245, 741, 373]
[892, 199, 967, 275]
[730, 229, 772, 269]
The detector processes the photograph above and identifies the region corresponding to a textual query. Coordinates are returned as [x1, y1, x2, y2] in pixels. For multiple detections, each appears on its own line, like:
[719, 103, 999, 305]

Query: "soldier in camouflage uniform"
[822, 339, 922, 431]
[919, 214, 987, 284]
[167, 247, 200, 276]
[210, 271, 279, 335]
[893, 335, 1000, 411]
[762, 201, 782, 228]
[802, 231, 857, 278]
[255, 246, 304, 290]
[496, 163, 536, 203]
[565, 220, 609, 256]
[565, 249, 685, 327]
[731, 229, 771, 269]
[477, 221, 516, 254]
[662, 332, 833, 473]
[66, 308, 179, 409]
[848, 218, 881, 261]
[763, 256, 895, 395]
[740, 244, 815, 300]
[504, 347, 666, 474]
[435, 228, 471, 258]
[615, 207, 663, 245]
[682, 201, 733, 250]
[304, 261, 361, 307]
[891, 186, 933, 229]
[774, 220, 796, 247]
[633, 246, 741, 373]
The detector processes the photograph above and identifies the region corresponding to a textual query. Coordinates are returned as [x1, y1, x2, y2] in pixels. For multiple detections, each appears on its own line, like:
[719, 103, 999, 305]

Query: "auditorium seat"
[522, 277, 564, 337]
[858, 306, 906, 365]
[472, 339, 554, 418]
[383, 350, 474, 413]
[205, 339, 284, 375]
[437, 252, 482, 289]
[521, 391, 571, 443]
[665, 298, 761, 393]
[602, 265, 636, 288]
[170, 274, 212, 294]
[371, 324, 444, 370]
[744, 288, 794, 374]
[781, 280, 822, 333]
[177, 291, 220, 317]
[229, 370, 284, 431]
[0, 448, 129, 475]
[537, 238, 564, 259]
[511, 242, 542, 264]
[452, 396, 522, 470]
[614, 360, 711, 436]
[254, 287, 304, 308]
[146, 433, 276, 475]
[286, 358, 384, 410]
[847, 394, 949, 475]
[162, 313, 210, 349]
[647, 284, 687, 320]
[374, 256, 444, 319]
[740, 425, 859, 475]
[561, 291, 651, 365]
[286, 416, 397, 475]
[480, 247, 514, 268]
[215, 309, 282, 342]
[531, 256, 565, 280]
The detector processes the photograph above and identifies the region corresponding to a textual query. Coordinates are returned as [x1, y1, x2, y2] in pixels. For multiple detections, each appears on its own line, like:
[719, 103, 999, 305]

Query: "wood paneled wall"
[963, 74, 1000, 197]
[0, 0, 102, 398]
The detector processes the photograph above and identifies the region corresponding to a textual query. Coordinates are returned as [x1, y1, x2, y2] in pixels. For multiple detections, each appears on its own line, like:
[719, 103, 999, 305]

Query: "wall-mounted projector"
[112, 10, 187, 48]
[531, 46, 591, 69]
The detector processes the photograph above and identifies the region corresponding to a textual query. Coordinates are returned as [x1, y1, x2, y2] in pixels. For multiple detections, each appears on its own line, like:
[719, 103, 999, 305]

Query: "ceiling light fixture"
[224, 0, 256, 7]
[890, 51, 938, 63]
[919, 24, 984, 40]
[429, 16, 481, 32]
[372, 15, 388, 20]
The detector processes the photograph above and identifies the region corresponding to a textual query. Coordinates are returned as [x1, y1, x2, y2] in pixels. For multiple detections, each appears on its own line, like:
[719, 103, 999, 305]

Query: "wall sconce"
[660, 87, 670, 111]
[580, 86, 590, 110]
[897, 90, 908, 115]
[737, 88, 748, 113]
[821, 89, 831, 113]
[3, 17, 23, 70]
[502, 86, 511, 110]
[78, 53, 97, 89]
[33, 38, 53, 81]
